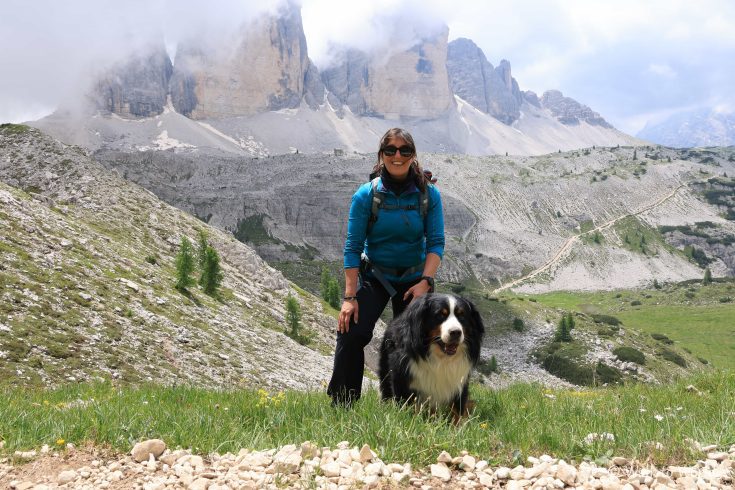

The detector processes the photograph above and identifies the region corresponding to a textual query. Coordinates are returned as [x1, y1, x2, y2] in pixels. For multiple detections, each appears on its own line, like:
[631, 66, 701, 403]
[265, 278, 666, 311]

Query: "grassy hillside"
[530, 279, 735, 370]
[1, 372, 733, 468]
[0, 125, 337, 390]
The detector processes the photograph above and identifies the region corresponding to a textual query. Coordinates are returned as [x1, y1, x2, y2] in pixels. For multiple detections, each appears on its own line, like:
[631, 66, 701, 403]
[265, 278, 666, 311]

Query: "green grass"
[530, 281, 735, 369]
[0, 372, 733, 467]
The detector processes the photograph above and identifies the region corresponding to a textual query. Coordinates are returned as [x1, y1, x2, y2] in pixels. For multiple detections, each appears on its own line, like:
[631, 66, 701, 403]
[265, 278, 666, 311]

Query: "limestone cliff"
[93, 46, 173, 118]
[322, 29, 455, 119]
[446, 38, 522, 124]
[170, 3, 311, 118]
[540, 90, 613, 128]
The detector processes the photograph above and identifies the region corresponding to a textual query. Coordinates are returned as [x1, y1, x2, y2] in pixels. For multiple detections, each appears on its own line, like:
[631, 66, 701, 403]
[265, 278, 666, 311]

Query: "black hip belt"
[360, 253, 424, 298]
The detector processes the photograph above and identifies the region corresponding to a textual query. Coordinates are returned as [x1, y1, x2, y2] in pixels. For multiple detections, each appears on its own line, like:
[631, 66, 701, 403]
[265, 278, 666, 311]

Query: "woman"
[327, 128, 445, 406]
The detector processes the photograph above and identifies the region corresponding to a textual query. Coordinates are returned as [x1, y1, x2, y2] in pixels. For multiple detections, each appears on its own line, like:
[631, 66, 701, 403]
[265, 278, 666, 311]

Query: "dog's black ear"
[403, 293, 431, 358]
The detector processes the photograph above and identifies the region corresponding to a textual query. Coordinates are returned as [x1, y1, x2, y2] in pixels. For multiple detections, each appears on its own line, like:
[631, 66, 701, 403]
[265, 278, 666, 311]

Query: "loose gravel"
[1, 439, 733, 489]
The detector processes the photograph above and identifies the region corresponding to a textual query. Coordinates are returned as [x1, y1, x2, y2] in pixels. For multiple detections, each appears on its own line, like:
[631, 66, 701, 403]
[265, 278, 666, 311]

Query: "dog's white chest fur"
[408, 348, 472, 406]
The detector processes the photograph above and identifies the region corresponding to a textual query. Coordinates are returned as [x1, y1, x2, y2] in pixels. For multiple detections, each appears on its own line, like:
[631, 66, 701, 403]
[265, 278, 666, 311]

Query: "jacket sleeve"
[343, 183, 371, 269]
[425, 185, 445, 259]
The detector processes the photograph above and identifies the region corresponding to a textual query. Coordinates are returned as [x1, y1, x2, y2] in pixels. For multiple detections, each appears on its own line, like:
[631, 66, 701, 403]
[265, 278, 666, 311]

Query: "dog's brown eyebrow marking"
[440, 308, 448, 316]
[455, 307, 464, 315]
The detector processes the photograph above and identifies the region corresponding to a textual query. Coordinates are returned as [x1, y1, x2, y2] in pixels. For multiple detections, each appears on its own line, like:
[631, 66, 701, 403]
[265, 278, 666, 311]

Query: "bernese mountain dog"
[378, 293, 485, 421]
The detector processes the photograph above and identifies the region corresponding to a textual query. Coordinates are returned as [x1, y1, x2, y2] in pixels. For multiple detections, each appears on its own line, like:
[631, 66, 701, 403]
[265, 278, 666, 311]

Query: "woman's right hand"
[338, 299, 359, 333]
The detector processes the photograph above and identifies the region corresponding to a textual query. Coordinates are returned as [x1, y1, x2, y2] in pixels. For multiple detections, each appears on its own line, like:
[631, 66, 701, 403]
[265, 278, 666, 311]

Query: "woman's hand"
[403, 279, 432, 303]
[338, 299, 359, 333]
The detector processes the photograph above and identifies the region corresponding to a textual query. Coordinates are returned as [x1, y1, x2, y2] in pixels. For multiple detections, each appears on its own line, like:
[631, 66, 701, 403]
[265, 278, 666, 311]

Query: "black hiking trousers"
[327, 275, 422, 407]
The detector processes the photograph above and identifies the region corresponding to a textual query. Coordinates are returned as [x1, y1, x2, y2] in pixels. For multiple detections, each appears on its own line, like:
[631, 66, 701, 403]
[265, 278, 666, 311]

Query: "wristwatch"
[420, 276, 435, 292]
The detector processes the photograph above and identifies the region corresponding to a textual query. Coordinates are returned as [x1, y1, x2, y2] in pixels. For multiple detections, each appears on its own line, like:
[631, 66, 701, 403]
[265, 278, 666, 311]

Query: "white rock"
[494, 467, 511, 479]
[460, 455, 476, 471]
[556, 462, 577, 486]
[364, 462, 382, 476]
[437, 451, 452, 464]
[320, 461, 341, 478]
[612, 457, 629, 466]
[57, 470, 77, 484]
[430, 463, 451, 482]
[359, 444, 375, 462]
[478, 472, 494, 487]
[188, 478, 210, 490]
[707, 452, 728, 462]
[131, 439, 166, 462]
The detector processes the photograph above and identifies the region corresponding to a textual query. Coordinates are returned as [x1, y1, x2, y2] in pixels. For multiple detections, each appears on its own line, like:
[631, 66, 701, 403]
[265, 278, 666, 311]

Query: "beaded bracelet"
[343, 295, 358, 301]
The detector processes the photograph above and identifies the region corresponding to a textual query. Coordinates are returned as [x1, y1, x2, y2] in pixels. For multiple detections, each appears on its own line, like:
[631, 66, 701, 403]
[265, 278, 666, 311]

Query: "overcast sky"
[1, 0, 733, 134]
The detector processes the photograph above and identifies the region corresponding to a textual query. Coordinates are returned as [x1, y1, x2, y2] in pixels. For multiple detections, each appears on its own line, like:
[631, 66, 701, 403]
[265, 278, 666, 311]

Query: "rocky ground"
[1, 439, 733, 489]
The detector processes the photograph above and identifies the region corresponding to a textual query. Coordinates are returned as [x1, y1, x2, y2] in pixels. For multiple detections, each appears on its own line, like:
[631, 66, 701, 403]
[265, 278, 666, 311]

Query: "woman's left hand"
[403, 278, 432, 303]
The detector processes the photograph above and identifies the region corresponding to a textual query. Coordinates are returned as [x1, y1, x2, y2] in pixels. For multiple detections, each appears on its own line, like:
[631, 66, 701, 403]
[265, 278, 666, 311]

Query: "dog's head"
[403, 293, 484, 361]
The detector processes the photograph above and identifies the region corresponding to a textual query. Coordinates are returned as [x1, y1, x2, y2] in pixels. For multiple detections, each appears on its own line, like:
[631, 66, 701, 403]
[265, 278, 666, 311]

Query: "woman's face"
[380, 136, 415, 180]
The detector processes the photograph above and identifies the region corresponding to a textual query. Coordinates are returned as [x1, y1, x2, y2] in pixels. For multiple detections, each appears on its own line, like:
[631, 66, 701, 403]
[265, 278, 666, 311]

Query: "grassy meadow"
[1, 371, 734, 468]
[529, 279, 735, 370]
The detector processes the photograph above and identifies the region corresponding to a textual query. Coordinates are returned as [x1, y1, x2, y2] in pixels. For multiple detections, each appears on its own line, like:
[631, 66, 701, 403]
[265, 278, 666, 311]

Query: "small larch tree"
[175, 236, 195, 291]
[555, 313, 573, 342]
[703, 267, 712, 285]
[320, 266, 331, 301]
[285, 294, 302, 339]
[326, 278, 340, 309]
[200, 246, 223, 296]
[196, 229, 209, 270]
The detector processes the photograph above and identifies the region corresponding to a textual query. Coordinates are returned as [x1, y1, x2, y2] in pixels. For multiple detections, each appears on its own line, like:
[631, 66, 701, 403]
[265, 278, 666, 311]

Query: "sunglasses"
[382, 145, 414, 157]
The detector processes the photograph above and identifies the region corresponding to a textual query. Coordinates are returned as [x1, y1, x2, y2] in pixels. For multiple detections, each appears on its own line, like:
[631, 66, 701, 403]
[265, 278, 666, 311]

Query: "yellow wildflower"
[56, 438, 65, 446]
[480, 422, 488, 429]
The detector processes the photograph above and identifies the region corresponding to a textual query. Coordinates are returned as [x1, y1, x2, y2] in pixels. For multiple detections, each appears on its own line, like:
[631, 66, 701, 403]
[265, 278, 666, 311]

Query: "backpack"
[366, 169, 435, 235]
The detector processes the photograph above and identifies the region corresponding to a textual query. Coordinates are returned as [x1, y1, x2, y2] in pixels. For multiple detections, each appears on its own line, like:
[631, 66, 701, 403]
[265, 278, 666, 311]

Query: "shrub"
[542, 353, 593, 386]
[698, 357, 709, 365]
[512, 318, 524, 332]
[719, 297, 732, 303]
[658, 348, 687, 367]
[613, 346, 645, 365]
[703, 267, 712, 285]
[591, 314, 621, 326]
[595, 362, 623, 385]
[145, 255, 157, 265]
[630, 300, 642, 306]
[478, 356, 499, 375]
[451, 284, 466, 294]
[651, 333, 674, 344]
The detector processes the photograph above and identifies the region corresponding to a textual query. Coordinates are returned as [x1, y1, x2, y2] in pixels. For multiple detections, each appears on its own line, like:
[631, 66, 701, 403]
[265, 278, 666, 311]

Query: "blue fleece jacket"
[343, 178, 445, 283]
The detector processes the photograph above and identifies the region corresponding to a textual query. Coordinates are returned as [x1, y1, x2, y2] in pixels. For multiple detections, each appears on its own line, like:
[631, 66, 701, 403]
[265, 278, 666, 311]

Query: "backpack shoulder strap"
[367, 177, 382, 235]
[419, 184, 430, 222]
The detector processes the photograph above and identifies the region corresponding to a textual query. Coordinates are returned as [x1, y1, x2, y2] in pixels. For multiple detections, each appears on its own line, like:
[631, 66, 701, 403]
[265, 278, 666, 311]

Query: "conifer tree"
[320, 266, 331, 302]
[326, 278, 340, 309]
[489, 355, 498, 373]
[175, 236, 195, 291]
[703, 267, 712, 285]
[285, 294, 301, 338]
[200, 246, 223, 296]
[196, 229, 209, 270]
[555, 313, 573, 342]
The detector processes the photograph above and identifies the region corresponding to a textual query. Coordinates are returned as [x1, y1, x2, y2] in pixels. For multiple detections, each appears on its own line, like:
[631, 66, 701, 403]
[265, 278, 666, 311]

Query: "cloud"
[301, 0, 453, 67]
[0, 0, 285, 122]
[647, 64, 677, 79]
